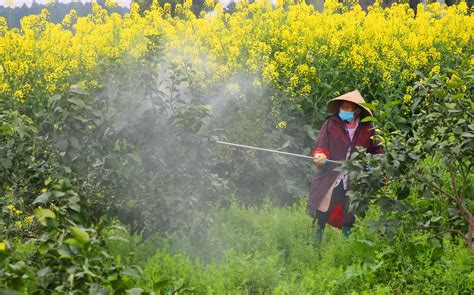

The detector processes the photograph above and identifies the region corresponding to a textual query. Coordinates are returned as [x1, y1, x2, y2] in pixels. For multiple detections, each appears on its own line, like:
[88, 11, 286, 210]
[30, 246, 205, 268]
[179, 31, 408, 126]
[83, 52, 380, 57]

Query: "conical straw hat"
[326, 90, 372, 117]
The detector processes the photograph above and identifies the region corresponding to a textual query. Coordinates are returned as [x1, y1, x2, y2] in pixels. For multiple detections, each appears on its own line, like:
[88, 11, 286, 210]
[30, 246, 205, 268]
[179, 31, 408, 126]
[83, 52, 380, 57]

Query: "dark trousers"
[315, 182, 355, 231]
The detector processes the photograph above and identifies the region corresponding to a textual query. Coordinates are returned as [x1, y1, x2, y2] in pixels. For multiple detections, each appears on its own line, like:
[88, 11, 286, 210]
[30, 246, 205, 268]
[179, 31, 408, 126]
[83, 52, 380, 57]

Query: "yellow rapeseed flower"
[15, 221, 23, 230]
[25, 216, 34, 224]
[0, 0, 471, 125]
[6, 204, 15, 213]
[277, 121, 287, 129]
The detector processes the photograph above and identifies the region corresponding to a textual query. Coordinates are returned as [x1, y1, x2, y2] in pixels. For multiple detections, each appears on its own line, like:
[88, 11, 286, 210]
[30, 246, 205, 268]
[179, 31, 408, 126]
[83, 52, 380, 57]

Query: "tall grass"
[108, 199, 474, 293]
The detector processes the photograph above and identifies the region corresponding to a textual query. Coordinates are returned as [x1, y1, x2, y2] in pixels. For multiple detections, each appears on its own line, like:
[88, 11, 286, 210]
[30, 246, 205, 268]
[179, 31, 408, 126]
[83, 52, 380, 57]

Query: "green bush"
[133, 201, 474, 293]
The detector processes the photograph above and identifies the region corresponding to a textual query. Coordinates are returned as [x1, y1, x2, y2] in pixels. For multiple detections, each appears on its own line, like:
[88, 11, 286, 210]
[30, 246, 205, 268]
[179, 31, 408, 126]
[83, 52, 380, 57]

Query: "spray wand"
[216, 140, 342, 164]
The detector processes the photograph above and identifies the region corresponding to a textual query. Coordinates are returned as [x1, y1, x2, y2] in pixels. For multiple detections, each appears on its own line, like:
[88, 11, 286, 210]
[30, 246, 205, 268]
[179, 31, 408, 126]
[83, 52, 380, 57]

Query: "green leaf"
[68, 196, 81, 212]
[385, 100, 401, 108]
[37, 267, 52, 278]
[52, 191, 66, 198]
[48, 94, 62, 107]
[361, 116, 378, 123]
[126, 199, 139, 208]
[0, 125, 13, 135]
[430, 216, 442, 223]
[461, 132, 474, 138]
[63, 166, 72, 174]
[107, 236, 129, 243]
[70, 82, 89, 95]
[58, 248, 72, 259]
[0, 158, 13, 169]
[64, 238, 80, 246]
[411, 96, 423, 111]
[69, 227, 90, 247]
[125, 288, 144, 295]
[445, 103, 456, 109]
[69, 136, 81, 150]
[452, 145, 461, 154]
[423, 140, 437, 151]
[360, 102, 377, 111]
[408, 152, 420, 160]
[153, 279, 170, 291]
[430, 238, 442, 249]
[9, 261, 26, 272]
[67, 97, 86, 108]
[279, 140, 291, 150]
[396, 186, 410, 200]
[109, 225, 128, 233]
[128, 152, 142, 163]
[55, 137, 69, 151]
[34, 208, 56, 226]
[433, 88, 446, 99]
[38, 243, 49, 255]
[355, 239, 375, 247]
[104, 155, 121, 169]
[121, 268, 141, 278]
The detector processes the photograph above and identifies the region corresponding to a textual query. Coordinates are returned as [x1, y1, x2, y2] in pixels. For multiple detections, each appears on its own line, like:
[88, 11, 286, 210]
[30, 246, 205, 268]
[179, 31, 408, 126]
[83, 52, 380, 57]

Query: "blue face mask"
[338, 110, 354, 122]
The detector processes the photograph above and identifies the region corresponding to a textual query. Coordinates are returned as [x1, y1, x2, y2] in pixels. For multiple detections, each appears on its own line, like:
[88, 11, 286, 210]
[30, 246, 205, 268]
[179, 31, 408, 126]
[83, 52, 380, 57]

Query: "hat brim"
[327, 98, 372, 118]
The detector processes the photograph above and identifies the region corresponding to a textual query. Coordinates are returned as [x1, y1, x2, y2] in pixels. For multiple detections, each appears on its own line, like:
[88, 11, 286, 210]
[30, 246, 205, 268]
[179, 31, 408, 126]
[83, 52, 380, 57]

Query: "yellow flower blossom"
[429, 65, 441, 76]
[0, 0, 471, 124]
[6, 204, 15, 213]
[276, 121, 287, 129]
[301, 85, 312, 96]
[15, 221, 23, 230]
[25, 216, 34, 224]
[105, 0, 118, 8]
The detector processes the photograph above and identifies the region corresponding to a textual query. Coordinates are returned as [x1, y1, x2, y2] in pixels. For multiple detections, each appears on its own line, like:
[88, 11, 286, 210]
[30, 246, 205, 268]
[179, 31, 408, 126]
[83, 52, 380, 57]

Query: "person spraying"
[308, 90, 383, 242]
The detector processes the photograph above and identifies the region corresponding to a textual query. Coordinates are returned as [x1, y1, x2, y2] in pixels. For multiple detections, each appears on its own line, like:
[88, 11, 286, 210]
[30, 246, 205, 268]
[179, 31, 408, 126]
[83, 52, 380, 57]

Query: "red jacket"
[308, 114, 383, 218]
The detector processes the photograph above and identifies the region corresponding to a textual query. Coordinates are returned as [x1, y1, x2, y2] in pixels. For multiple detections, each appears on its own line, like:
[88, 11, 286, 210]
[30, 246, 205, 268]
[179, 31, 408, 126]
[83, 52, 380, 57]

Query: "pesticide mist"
[90, 35, 314, 257]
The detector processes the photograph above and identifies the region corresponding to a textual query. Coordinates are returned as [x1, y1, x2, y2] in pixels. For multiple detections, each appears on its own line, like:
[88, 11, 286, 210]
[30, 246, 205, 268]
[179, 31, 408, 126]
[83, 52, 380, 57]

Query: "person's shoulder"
[326, 114, 340, 123]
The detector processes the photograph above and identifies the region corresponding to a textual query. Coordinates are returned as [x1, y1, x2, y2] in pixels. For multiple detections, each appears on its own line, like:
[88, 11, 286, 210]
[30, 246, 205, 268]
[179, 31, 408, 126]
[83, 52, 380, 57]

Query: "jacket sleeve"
[310, 121, 330, 157]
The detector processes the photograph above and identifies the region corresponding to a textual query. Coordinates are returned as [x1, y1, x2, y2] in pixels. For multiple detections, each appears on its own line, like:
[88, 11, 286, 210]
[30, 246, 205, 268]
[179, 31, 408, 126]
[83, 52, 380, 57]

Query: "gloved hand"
[313, 153, 326, 166]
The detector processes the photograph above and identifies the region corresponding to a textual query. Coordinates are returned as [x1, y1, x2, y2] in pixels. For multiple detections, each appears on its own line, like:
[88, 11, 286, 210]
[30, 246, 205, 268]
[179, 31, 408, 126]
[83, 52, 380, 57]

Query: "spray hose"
[216, 140, 342, 164]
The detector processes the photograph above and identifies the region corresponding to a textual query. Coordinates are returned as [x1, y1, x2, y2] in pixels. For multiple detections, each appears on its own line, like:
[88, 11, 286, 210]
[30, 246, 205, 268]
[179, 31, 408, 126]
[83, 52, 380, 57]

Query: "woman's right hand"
[313, 153, 326, 166]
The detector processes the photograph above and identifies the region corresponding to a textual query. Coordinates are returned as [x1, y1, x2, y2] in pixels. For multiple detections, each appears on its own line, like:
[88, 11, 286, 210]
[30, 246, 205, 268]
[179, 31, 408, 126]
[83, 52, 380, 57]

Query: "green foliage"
[132, 201, 474, 293]
[346, 55, 474, 248]
[0, 179, 145, 293]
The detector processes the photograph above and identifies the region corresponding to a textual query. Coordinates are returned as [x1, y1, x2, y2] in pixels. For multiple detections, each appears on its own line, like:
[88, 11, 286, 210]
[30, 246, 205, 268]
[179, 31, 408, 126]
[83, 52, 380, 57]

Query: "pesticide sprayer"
[216, 140, 341, 164]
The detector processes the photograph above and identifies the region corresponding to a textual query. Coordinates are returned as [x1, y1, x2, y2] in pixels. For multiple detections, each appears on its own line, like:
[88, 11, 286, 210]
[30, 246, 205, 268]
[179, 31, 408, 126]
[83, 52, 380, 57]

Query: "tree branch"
[421, 225, 464, 237]
[447, 163, 459, 199]
[415, 174, 473, 249]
